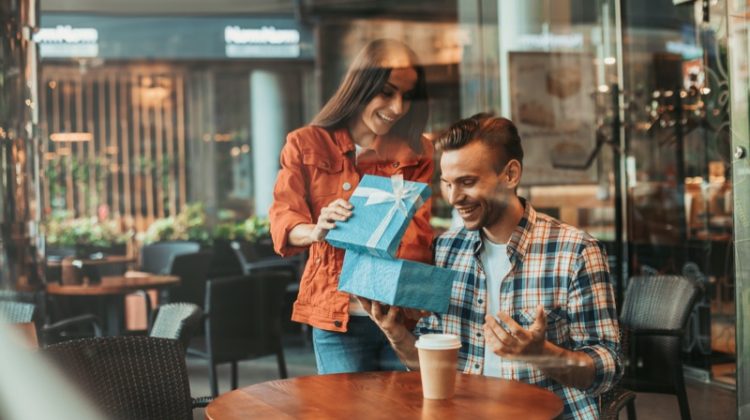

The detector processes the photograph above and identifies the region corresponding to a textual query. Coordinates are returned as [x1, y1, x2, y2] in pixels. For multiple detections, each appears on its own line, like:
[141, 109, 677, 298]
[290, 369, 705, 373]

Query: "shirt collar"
[467, 198, 535, 263]
[507, 198, 535, 263]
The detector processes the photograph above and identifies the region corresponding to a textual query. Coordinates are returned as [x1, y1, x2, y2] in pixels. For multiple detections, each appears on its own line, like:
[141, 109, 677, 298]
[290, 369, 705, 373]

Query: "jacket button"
[342, 182, 352, 191]
[392, 162, 399, 168]
[334, 320, 342, 328]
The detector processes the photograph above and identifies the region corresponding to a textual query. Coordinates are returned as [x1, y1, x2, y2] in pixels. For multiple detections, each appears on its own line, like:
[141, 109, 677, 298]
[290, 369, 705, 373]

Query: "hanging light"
[50, 132, 93, 142]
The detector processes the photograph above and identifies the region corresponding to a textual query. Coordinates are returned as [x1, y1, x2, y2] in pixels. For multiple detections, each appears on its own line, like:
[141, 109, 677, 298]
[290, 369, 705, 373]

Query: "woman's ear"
[505, 159, 522, 189]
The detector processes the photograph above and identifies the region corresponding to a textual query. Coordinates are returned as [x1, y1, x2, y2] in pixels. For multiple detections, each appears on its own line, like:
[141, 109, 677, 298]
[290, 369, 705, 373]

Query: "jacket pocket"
[302, 152, 344, 198]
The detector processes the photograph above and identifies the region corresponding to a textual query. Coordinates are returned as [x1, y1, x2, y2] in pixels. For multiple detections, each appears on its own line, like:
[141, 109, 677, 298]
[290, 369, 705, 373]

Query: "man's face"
[439, 141, 514, 231]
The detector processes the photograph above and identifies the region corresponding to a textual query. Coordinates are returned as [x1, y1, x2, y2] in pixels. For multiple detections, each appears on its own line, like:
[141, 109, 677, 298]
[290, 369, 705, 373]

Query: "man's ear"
[505, 159, 522, 189]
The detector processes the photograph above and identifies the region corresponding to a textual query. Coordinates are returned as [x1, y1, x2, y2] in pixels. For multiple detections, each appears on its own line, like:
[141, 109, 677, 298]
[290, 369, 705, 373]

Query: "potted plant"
[140, 203, 211, 245]
[44, 214, 131, 258]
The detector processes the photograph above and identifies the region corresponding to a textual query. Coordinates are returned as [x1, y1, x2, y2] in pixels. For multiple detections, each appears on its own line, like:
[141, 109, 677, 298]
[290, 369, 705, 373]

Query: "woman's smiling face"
[356, 67, 418, 137]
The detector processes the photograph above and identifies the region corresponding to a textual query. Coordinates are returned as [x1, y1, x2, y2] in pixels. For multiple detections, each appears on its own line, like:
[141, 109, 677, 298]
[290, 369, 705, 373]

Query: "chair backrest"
[205, 271, 292, 362]
[140, 241, 200, 275]
[0, 301, 35, 323]
[0, 289, 37, 303]
[166, 251, 214, 308]
[620, 275, 701, 393]
[230, 241, 304, 282]
[621, 275, 701, 331]
[150, 303, 203, 350]
[43, 336, 193, 420]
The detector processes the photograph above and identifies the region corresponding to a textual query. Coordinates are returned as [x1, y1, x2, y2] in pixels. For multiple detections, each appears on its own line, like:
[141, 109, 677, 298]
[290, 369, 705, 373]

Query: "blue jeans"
[312, 316, 406, 374]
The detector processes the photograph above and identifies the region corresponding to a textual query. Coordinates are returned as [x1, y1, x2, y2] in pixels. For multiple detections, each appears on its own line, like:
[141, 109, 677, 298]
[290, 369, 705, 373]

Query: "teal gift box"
[325, 174, 431, 259]
[337, 250, 457, 313]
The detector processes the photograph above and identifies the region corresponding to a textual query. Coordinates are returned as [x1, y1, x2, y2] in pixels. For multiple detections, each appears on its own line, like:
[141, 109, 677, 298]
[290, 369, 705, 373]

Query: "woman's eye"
[381, 89, 395, 98]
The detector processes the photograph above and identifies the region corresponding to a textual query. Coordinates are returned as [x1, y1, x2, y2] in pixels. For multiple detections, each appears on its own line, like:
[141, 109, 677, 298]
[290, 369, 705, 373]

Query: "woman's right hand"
[309, 199, 353, 242]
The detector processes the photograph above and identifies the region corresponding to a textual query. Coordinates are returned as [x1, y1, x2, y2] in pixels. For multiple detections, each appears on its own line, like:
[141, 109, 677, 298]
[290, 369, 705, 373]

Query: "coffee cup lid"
[415, 334, 461, 350]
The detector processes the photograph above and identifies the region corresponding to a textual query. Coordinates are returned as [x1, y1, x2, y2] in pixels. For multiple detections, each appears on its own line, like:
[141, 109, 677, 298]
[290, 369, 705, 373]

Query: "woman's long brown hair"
[310, 39, 429, 153]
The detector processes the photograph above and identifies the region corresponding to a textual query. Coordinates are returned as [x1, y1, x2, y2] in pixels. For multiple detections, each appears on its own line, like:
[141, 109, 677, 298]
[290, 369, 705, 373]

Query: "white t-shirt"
[480, 235, 512, 377]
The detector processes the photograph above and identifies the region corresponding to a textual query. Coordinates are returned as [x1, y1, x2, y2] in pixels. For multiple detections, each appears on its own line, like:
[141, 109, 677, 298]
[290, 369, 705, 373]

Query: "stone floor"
[187, 335, 737, 420]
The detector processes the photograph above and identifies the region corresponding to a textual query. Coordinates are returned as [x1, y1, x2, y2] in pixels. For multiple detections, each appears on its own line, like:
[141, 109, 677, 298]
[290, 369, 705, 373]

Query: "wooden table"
[205, 371, 563, 420]
[46, 274, 179, 296]
[46, 274, 179, 334]
[45, 255, 136, 268]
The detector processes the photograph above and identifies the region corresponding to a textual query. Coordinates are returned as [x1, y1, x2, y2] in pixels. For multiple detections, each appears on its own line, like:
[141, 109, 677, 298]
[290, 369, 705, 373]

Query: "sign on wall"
[36, 14, 314, 60]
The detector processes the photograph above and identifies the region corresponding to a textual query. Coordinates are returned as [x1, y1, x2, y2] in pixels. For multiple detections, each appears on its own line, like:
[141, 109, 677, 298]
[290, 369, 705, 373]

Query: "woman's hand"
[309, 199, 353, 242]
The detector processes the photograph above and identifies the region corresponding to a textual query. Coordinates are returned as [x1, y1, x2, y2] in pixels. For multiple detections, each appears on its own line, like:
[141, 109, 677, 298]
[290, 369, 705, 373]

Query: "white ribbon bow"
[351, 174, 425, 249]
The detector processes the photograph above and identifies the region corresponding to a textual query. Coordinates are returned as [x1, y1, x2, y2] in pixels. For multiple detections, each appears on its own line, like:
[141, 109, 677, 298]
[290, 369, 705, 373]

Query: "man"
[360, 114, 621, 419]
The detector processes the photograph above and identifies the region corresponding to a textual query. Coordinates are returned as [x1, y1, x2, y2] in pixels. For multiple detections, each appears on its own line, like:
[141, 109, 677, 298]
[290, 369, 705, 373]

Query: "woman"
[269, 39, 434, 374]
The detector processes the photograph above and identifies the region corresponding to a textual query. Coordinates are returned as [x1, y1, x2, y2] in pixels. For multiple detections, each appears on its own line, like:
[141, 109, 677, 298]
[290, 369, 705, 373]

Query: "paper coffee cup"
[415, 334, 461, 400]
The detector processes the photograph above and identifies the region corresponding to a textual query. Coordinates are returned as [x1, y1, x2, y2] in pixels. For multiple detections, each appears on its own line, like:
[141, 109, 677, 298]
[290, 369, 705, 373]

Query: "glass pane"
[728, 0, 750, 413]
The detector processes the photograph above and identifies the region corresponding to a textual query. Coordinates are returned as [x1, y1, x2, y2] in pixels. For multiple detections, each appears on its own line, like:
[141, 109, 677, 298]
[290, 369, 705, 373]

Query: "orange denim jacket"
[269, 125, 434, 332]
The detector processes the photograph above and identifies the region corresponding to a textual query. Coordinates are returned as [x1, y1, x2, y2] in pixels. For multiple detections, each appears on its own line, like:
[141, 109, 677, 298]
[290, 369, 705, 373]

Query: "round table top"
[45, 274, 179, 296]
[205, 371, 563, 420]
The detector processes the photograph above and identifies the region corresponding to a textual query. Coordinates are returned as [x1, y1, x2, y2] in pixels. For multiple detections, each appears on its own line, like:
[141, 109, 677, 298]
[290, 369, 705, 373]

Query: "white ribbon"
[351, 174, 425, 249]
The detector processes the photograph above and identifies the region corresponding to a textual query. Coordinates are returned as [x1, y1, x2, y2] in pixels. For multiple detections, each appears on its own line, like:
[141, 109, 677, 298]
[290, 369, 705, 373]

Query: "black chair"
[149, 302, 203, 350]
[194, 271, 292, 396]
[230, 241, 308, 343]
[0, 297, 102, 345]
[164, 251, 214, 308]
[140, 241, 201, 275]
[600, 387, 637, 420]
[230, 240, 304, 280]
[620, 275, 701, 420]
[43, 336, 211, 420]
[136, 242, 203, 329]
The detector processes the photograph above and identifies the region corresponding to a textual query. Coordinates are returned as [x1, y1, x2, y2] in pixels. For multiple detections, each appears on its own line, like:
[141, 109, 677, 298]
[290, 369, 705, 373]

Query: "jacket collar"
[332, 127, 419, 166]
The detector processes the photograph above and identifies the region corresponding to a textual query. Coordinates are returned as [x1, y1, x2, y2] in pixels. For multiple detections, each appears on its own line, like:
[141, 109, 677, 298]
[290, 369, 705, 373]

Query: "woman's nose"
[389, 94, 404, 115]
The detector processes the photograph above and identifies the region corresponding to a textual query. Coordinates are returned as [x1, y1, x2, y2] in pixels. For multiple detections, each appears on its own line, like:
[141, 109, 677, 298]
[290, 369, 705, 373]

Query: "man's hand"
[357, 296, 421, 370]
[357, 297, 409, 344]
[483, 305, 546, 356]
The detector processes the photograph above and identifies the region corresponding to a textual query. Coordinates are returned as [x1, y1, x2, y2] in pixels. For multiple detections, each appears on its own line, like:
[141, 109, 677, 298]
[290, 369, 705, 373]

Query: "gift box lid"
[326, 174, 431, 259]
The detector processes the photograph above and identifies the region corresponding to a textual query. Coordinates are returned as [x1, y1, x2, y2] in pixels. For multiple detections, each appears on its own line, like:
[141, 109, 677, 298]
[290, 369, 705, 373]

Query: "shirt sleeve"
[396, 141, 435, 264]
[568, 240, 623, 396]
[269, 134, 314, 257]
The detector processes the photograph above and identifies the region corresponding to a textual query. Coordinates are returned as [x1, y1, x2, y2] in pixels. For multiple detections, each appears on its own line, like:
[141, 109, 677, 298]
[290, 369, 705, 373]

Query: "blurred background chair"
[0, 295, 102, 346]
[620, 275, 701, 420]
[191, 271, 293, 396]
[140, 241, 201, 275]
[149, 302, 203, 350]
[163, 251, 214, 309]
[230, 240, 303, 280]
[230, 240, 308, 344]
[131, 242, 204, 331]
[43, 336, 211, 420]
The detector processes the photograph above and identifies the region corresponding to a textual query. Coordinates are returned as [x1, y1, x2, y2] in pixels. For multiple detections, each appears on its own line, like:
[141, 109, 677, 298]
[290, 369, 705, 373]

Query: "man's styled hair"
[436, 113, 524, 172]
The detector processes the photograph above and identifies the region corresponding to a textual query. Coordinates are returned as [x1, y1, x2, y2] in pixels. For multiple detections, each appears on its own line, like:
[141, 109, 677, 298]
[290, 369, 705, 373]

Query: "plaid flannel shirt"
[416, 201, 622, 420]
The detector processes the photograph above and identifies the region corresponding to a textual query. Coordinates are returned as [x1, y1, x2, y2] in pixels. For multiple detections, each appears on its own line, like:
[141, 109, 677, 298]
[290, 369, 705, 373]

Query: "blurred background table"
[46, 273, 179, 335]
